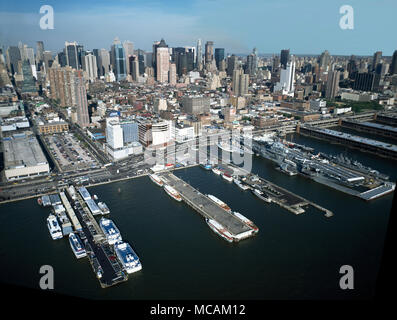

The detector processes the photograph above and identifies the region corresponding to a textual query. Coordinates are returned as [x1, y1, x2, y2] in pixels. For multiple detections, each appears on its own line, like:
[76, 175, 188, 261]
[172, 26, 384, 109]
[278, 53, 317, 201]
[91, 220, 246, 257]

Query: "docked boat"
[205, 218, 234, 243]
[92, 194, 98, 200]
[164, 185, 182, 202]
[149, 173, 164, 187]
[222, 173, 233, 182]
[47, 214, 63, 240]
[232, 212, 259, 233]
[212, 167, 222, 175]
[114, 241, 142, 274]
[200, 162, 212, 170]
[252, 188, 271, 203]
[98, 202, 110, 215]
[207, 194, 231, 212]
[234, 178, 251, 191]
[69, 233, 87, 259]
[37, 197, 42, 206]
[99, 218, 122, 245]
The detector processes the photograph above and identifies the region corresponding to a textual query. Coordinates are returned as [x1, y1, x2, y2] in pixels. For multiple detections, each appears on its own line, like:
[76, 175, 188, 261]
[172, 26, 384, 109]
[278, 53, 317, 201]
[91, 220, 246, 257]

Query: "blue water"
[0, 134, 393, 299]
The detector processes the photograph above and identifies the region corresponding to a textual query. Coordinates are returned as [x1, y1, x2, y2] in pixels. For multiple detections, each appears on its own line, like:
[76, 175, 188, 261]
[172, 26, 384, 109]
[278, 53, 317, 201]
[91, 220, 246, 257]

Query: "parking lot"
[44, 132, 100, 172]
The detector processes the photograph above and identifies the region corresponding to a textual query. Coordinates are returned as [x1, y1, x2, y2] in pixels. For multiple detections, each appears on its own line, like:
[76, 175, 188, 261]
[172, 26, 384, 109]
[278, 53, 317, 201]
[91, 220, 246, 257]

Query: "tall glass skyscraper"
[111, 38, 127, 81]
[215, 48, 224, 70]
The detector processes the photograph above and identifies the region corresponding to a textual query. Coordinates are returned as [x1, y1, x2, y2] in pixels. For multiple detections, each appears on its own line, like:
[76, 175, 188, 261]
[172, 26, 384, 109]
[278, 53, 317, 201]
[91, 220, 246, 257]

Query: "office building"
[156, 43, 170, 83]
[280, 49, 290, 69]
[205, 41, 214, 65]
[83, 52, 98, 82]
[390, 50, 397, 75]
[325, 70, 340, 99]
[111, 37, 127, 81]
[274, 56, 295, 96]
[65, 41, 79, 69]
[215, 48, 224, 70]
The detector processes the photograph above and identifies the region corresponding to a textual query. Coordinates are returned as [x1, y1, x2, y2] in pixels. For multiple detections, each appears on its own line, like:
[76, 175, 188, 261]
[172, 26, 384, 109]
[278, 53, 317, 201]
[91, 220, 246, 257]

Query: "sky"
[0, 0, 396, 56]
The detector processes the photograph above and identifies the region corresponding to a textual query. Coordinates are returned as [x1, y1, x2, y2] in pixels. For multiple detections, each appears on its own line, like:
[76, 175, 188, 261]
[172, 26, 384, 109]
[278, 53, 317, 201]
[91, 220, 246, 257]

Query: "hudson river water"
[0, 133, 394, 299]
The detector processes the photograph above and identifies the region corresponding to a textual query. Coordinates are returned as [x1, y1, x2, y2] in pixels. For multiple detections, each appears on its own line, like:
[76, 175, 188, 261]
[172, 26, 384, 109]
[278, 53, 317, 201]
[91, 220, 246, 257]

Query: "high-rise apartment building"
[83, 52, 98, 82]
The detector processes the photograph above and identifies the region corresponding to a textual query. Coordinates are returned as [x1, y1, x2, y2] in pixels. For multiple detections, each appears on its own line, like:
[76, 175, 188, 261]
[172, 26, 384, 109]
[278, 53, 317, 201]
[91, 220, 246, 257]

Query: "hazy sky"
[0, 0, 396, 56]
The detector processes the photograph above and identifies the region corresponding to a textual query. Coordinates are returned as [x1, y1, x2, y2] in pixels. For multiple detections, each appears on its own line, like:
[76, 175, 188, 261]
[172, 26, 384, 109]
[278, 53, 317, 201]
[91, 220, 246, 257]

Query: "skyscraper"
[319, 50, 330, 70]
[74, 72, 90, 127]
[196, 39, 202, 70]
[83, 52, 98, 82]
[246, 48, 258, 76]
[99, 49, 110, 76]
[21, 60, 37, 94]
[232, 69, 249, 96]
[36, 41, 44, 68]
[280, 49, 290, 69]
[215, 48, 225, 70]
[156, 39, 169, 83]
[325, 70, 340, 99]
[6, 46, 21, 74]
[65, 41, 79, 69]
[205, 41, 214, 65]
[111, 37, 127, 81]
[129, 55, 139, 81]
[274, 55, 295, 96]
[227, 55, 238, 76]
[169, 63, 177, 85]
[389, 50, 397, 75]
[123, 40, 134, 75]
[372, 51, 382, 72]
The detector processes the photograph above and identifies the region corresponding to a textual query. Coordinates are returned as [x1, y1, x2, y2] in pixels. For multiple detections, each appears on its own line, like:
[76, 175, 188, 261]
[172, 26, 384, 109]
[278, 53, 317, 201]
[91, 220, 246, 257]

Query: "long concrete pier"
[159, 172, 256, 241]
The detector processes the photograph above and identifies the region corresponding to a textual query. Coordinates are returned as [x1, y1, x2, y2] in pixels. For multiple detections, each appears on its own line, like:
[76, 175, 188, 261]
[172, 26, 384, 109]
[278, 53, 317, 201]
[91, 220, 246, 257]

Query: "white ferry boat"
[114, 241, 142, 274]
[252, 188, 272, 203]
[47, 214, 63, 240]
[232, 212, 259, 233]
[207, 194, 231, 212]
[149, 173, 164, 187]
[99, 218, 122, 245]
[68, 233, 86, 258]
[164, 185, 182, 202]
[212, 167, 222, 175]
[205, 218, 234, 243]
[98, 202, 110, 215]
[234, 178, 250, 190]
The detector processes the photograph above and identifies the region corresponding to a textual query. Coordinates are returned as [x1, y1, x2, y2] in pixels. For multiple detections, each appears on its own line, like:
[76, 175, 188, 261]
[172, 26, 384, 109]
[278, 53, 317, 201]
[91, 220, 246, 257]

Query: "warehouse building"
[3, 131, 50, 181]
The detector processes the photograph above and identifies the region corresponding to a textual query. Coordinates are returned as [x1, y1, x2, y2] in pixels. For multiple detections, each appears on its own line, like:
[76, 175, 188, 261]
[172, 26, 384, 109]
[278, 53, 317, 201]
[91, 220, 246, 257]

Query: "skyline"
[1, 0, 396, 55]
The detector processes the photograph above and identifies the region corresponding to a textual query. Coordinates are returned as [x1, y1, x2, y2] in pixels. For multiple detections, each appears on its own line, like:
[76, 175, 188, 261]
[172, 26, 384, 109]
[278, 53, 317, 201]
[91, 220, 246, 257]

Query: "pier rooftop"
[160, 172, 254, 239]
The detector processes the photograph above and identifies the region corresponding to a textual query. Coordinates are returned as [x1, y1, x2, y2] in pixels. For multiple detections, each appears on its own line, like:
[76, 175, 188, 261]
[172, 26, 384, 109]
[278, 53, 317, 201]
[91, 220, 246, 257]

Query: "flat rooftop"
[3, 132, 48, 169]
[304, 126, 397, 153]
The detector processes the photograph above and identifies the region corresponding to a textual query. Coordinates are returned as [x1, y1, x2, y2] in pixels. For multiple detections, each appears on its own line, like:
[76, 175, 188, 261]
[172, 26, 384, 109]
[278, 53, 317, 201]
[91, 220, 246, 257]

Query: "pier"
[65, 187, 128, 288]
[374, 112, 397, 126]
[159, 172, 256, 241]
[299, 125, 397, 160]
[341, 119, 397, 140]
